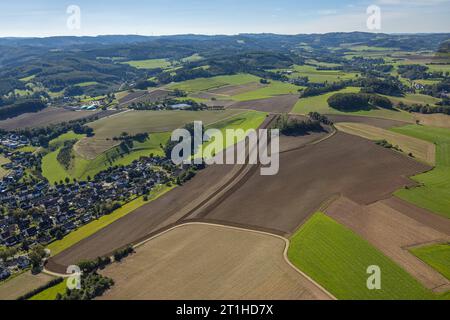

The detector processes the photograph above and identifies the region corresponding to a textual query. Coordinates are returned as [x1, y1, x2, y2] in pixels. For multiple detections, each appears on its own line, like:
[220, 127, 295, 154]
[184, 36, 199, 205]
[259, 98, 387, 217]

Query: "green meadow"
[410, 243, 450, 281]
[273, 64, 359, 83]
[292, 87, 414, 122]
[288, 213, 439, 300]
[195, 111, 268, 159]
[168, 74, 259, 93]
[122, 58, 172, 69]
[29, 280, 67, 300]
[231, 81, 301, 101]
[391, 125, 450, 219]
[74, 81, 99, 87]
[42, 132, 169, 183]
[388, 93, 442, 107]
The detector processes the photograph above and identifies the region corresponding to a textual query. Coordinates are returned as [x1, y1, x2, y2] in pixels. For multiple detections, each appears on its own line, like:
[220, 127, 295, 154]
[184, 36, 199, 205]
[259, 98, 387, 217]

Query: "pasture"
[274, 64, 359, 83]
[168, 74, 260, 93]
[168, 73, 302, 102]
[291, 87, 414, 122]
[391, 125, 450, 219]
[230, 81, 300, 101]
[388, 93, 441, 107]
[288, 213, 437, 300]
[411, 244, 450, 281]
[122, 58, 171, 69]
[29, 280, 67, 300]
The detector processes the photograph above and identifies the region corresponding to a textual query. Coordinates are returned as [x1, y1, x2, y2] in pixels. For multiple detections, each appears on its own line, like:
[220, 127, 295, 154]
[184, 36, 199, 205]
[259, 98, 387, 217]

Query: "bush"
[113, 246, 134, 262]
[58, 273, 114, 300]
[275, 114, 323, 136]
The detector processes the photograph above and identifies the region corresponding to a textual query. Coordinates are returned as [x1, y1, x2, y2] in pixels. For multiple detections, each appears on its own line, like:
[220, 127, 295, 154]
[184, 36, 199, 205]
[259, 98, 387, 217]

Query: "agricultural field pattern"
[0, 8, 449, 306]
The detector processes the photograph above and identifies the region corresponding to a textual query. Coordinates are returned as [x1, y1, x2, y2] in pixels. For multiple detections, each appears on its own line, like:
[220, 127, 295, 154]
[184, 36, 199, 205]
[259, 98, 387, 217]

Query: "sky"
[1, 0, 450, 37]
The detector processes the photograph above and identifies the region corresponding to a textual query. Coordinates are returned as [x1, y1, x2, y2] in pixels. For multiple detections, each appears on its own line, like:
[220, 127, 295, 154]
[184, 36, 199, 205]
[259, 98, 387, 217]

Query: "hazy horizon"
[1, 0, 450, 37]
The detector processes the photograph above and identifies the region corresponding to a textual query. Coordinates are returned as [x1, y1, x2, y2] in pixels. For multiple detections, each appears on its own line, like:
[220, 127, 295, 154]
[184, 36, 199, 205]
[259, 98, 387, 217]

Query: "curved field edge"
[46, 184, 174, 257]
[410, 243, 450, 281]
[287, 212, 447, 300]
[391, 125, 450, 219]
[98, 223, 334, 300]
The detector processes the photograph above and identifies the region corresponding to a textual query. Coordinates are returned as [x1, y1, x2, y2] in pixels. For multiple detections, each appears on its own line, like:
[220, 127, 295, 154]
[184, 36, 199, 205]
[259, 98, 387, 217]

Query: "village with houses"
[0, 135, 187, 280]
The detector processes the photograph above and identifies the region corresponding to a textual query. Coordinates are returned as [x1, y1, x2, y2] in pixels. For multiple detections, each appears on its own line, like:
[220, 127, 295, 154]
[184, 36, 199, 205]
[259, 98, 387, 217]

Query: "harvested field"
[335, 122, 436, 164]
[0, 107, 107, 130]
[119, 89, 172, 106]
[326, 114, 410, 128]
[99, 223, 331, 300]
[208, 82, 263, 96]
[117, 91, 147, 104]
[0, 272, 55, 300]
[326, 197, 450, 292]
[414, 113, 450, 129]
[190, 132, 430, 234]
[229, 95, 299, 113]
